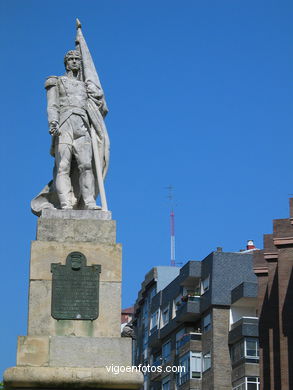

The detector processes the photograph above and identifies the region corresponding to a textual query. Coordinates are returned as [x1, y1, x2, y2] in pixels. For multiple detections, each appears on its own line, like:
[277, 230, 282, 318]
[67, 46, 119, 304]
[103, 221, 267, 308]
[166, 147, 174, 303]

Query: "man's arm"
[45, 76, 61, 136]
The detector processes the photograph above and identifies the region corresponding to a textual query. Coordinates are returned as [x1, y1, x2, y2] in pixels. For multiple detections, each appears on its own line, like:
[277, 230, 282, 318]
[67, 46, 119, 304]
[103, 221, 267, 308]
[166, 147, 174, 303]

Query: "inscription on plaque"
[51, 252, 101, 320]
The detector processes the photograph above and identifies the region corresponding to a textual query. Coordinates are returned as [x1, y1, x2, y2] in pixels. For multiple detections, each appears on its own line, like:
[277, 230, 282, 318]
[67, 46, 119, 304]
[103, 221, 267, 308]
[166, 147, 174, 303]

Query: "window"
[245, 338, 259, 360]
[152, 354, 162, 367]
[150, 310, 159, 330]
[232, 377, 260, 390]
[143, 376, 148, 390]
[161, 305, 169, 328]
[178, 353, 189, 385]
[231, 339, 245, 363]
[173, 295, 182, 318]
[144, 314, 148, 327]
[203, 313, 211, 333]
[142, 300, 149, 327]
[177, 351, 202, 385]
[162, 375, 171, 390]
[190, 352, 202, 379]
[231, 338, 259, 364]
[182, 287, 188, 296]
[203, 352, 211, 372]
[162, 340, 171, 363]
[175, 295, 182, 309]
[142, 331, 148, 360]
[175, 328, 185, 353]
[201, 276, 210, 294]
[246, 377, 260, 390]
[142, 302, 148, 319]
[149, 286, 156, 303]
[143, 328, 148, 347]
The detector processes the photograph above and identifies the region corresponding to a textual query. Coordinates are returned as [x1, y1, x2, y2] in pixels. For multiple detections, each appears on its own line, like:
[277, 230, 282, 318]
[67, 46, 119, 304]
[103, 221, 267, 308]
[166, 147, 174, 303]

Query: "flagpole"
[76, 19, 108, 211]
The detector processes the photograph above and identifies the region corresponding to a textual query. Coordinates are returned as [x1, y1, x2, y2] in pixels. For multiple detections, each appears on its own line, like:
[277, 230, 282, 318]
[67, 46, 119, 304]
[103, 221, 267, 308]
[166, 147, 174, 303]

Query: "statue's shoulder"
[45, 76, 59, 89]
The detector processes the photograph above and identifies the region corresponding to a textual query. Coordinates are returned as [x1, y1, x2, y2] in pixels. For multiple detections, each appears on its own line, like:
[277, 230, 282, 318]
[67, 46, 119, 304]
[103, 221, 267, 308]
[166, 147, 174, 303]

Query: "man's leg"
[55, 143, 73, 209]
[73, 134, 98, 209]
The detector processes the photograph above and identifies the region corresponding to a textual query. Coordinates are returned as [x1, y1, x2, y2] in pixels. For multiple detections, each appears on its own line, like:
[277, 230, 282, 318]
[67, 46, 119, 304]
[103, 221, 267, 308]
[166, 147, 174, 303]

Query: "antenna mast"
[166, 185, 176, 266]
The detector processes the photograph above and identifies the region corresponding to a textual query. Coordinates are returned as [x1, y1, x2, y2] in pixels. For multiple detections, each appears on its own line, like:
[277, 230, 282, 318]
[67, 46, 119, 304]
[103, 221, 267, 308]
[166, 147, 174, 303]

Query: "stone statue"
[31, 20, 110, 216]
[121, 321, 136, 339]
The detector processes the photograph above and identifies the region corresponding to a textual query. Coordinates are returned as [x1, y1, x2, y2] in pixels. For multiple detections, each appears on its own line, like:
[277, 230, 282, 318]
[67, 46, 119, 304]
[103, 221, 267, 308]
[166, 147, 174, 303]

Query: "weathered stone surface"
[28, 281, 51, 336]
[42, 209, 112, 220]
[30, 241, 121, 282]
[49, 336, 132, 367]
[28, 280, 121, 338]
[17, 336, 49, 367]
[4, 366, 143, 388]
[97, 281, 121, 337]
[15, 336, 133, 369]
[37, 218, 116, 243]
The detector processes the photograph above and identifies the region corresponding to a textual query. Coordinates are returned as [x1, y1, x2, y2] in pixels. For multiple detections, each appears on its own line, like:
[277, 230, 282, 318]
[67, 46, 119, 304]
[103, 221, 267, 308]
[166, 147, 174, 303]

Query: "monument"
[4, 20, 143, 389]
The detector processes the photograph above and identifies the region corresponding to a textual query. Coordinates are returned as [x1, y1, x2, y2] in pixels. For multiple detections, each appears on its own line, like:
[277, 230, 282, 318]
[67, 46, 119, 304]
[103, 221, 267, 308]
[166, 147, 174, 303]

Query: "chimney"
[246, 240, 255, 250]
[216, 247, 222, 252]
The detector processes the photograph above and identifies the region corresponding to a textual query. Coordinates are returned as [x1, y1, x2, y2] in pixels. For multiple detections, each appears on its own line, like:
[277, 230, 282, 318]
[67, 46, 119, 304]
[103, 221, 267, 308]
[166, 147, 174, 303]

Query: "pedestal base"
[4, 211, 143, 389]
[4, 336, 143, 389]
[4, 366, 143, 389]
[15, 336, 133, 368]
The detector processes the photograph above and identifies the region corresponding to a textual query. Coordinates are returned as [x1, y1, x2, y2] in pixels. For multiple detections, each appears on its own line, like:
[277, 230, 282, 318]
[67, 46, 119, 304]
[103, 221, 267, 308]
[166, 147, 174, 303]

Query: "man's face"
[66, 55, 81, 71]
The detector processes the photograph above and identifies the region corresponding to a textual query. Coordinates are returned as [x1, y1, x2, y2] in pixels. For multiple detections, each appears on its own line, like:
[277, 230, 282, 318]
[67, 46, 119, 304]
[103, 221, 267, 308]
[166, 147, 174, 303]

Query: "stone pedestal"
[4, 210, 143, 389]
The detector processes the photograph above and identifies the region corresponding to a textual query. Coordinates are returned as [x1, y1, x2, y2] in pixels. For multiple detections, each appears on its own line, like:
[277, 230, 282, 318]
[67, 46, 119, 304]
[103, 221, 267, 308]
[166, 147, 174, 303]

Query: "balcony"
[148, 326, 161, 348]
[176, 332, 202, 353]
[149, 325, 158, 336]
[229, 317, 259, 344]
[179, 261, 201, 288]
[152, 357, 162, 367]
[176, 297, 200, 322]
[150, 357, 163, 380]
[231, 282, 258, 305]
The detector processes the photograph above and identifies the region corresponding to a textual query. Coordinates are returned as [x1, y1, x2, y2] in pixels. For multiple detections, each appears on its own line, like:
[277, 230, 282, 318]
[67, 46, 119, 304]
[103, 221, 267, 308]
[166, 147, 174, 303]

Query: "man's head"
[64, 50, 81, 72]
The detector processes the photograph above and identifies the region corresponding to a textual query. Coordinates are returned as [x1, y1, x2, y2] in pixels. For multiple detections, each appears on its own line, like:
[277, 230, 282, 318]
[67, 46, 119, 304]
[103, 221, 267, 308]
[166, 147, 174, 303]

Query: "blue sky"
[0, 0, 292, 378]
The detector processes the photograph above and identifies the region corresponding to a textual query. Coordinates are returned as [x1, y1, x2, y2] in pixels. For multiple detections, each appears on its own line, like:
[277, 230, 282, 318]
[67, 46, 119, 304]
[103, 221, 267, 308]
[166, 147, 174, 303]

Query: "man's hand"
[49, 121, 61, 136]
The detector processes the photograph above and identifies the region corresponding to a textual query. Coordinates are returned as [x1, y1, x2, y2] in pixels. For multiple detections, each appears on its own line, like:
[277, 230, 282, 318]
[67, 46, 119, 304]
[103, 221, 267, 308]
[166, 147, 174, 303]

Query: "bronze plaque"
[51, 252, 101, 320]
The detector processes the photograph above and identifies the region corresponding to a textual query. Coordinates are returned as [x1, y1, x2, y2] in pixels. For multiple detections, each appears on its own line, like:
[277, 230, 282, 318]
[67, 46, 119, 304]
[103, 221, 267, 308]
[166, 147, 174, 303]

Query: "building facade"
[254, 199, 293, 390]
[134, 249, 259, 390]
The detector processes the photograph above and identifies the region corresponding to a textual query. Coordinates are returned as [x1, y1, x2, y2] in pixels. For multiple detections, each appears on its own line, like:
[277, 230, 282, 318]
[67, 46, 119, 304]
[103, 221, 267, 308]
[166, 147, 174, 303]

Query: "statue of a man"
[47, 49, 102, 210]
[31, 21, 110, 215]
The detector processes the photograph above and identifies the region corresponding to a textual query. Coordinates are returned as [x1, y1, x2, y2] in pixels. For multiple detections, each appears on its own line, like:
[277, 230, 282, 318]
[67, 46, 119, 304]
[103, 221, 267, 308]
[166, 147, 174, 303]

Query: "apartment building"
[254, 199, 293, 390]
[134, 248, 259, 390]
